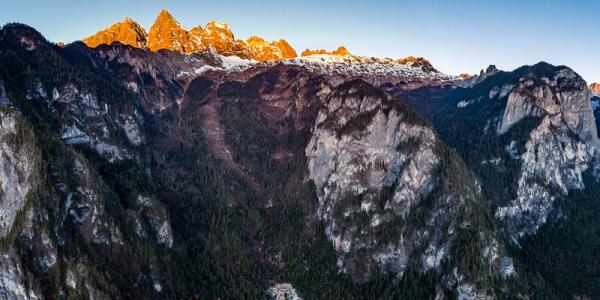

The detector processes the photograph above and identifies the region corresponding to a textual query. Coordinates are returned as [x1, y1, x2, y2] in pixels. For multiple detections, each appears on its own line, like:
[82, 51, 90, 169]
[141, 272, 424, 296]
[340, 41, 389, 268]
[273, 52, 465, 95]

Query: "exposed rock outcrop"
[0, 247, 43, 300]
[268, 283, 302, 300]
[0, 106, 43, 299]
[82, 17, 147, 48]
[83, 11, 298, 61]
[53, 83, 131, 162]
[274, 39, 298, 59]
[456, 65, 500, 88]
[66, 154, 124, 245]
[0, 109, 39, 238]
[147, 10, 200, 53]
[497, 68, 597, 144]
[197, 21, 237, 55]
[135, 195, 173, 248]
[245, 36, 297, 61]
[495, 66, 599, 240]
[306, 80, 510, 295]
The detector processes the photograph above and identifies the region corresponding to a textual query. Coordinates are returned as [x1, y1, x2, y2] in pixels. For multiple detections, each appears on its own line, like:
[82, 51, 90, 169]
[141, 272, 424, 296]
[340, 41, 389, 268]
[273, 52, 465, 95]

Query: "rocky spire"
[146, 10, 200, 53]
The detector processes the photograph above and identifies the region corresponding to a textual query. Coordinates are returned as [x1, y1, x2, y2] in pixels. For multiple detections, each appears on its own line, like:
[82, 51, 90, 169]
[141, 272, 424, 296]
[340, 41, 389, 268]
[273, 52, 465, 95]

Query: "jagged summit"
[147, 9, 198, 53]
[82, 17, 147, 48]
[82, 10, 297, 61]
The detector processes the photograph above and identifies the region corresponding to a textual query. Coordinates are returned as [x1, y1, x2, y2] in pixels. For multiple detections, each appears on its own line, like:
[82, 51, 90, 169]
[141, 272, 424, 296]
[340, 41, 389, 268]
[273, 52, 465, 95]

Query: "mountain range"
[0, 10, 599, 300]
[83, 10, 299, 61]
[81, 9, 436, 67]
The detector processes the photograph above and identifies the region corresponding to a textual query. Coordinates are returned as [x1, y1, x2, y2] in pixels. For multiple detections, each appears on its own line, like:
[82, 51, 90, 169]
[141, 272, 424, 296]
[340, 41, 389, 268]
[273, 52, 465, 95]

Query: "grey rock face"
[306, 81, 511, 293]
[0, 247, 43, 300]
[118, 113, 145, 146]
[0, 109, 39, 238]
[21, 208, 57, 273]
[0, 110, 45, 296]
[65, 154, 124, 245]
[496, 115, 595, 240]
[495, 68, 599, 241]
[306, 81, 439, 279]
[497, 68, 598, 145]
[136, 195, 173, 248]
[63, 262, 111, 300]
[53, 84, 131, 162]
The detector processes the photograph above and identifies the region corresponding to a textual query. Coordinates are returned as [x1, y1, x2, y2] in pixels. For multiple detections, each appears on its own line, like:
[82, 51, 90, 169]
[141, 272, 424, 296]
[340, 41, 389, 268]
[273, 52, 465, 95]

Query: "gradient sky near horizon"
[2, 0, 599, 83]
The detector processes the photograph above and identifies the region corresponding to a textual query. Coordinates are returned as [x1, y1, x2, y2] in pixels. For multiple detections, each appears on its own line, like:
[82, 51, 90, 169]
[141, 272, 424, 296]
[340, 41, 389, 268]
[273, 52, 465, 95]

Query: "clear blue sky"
[2, 0, 599, 83]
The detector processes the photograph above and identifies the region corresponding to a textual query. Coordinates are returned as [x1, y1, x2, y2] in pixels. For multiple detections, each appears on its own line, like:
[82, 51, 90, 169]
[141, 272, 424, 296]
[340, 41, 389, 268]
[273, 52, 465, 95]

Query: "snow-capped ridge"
[81, 10, 442, 75]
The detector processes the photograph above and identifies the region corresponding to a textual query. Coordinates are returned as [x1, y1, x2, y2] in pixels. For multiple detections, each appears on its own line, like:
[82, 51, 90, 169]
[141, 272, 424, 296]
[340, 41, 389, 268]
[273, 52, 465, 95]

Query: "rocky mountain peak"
[199, 21, 237, 53]
[274, 39, 297, 58]
[590, 82, 600, 96]
[485, 64, 499, 74]
[475, 64, 499, 77]
[244, 36, 298, 61]
[80, 12, 446, 71]
[456, 64, 501, 87]
[147, 9, 199, 53]
[82, 17, 148, 48]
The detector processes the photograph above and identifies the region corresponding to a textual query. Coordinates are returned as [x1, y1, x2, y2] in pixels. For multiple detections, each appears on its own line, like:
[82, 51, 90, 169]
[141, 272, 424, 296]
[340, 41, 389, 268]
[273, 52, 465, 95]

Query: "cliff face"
[493, 67, 599, 240]
[0, 25, 175, 299]
[0, 108, 39, 239]
[496, 68, 597, 144]
[0, 91, 46, 299]
[306, 80, 512, 296]
[399, 63, 600, 244]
